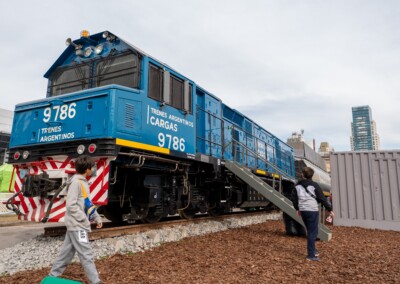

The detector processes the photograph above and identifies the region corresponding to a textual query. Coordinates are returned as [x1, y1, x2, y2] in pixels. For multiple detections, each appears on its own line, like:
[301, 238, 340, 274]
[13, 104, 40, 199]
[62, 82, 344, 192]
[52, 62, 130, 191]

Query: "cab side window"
[148, 64, 163, 101]
[147, 63, 192, 114]
[170, 75, 183, 109]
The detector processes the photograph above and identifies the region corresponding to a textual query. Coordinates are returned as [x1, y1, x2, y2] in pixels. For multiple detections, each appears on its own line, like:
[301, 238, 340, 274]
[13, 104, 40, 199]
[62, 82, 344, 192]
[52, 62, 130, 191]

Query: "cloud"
[0, 0, 399, 151]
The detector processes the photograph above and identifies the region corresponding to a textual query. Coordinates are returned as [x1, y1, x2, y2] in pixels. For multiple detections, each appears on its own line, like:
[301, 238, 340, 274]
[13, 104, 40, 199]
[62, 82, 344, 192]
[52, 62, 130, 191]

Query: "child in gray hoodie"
[50, 155, 103, 284]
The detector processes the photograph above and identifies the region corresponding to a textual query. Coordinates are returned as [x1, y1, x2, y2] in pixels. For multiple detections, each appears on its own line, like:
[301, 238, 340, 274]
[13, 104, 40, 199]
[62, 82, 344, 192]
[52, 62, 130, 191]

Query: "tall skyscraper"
[350, 105, 380, 151]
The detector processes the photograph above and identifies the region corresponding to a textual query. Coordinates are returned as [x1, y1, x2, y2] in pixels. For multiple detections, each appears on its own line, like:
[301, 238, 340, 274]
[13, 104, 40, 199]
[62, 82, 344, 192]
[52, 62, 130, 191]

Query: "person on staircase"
[292, 166, 334, 261]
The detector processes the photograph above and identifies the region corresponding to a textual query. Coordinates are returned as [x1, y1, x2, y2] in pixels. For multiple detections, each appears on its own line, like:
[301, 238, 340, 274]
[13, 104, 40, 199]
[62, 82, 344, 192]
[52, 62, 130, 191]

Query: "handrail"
[195, 106, 294, 180]
[231, 138, 296, 183]
[231, 139, 331, 229]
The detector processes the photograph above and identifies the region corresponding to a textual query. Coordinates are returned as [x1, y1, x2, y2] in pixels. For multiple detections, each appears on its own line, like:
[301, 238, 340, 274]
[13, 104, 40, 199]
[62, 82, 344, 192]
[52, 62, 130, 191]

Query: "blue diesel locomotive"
[7, 31, 295, 223]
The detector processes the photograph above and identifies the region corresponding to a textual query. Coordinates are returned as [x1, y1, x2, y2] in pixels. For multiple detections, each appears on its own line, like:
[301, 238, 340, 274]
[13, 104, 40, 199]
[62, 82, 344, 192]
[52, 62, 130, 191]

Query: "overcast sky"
[0, 0, 399, 151]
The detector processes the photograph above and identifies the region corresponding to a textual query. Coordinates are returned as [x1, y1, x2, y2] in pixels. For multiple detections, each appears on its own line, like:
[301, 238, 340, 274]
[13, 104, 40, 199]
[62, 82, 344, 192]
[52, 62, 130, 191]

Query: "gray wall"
[0, 108, 13, 133]
[0, 108, 13, 165]
[330, 151, 400, 231]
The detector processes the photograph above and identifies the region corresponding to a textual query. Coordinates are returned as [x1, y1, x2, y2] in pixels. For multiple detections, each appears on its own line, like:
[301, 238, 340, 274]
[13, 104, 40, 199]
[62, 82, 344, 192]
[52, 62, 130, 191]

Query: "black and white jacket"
[292, 179, 332, 212]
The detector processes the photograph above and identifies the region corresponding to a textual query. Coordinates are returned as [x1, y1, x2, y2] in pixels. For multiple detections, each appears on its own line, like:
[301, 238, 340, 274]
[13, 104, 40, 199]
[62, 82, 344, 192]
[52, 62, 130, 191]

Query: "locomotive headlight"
[65, 38, 73, 46]
[94, 44, 103, 55]
[22, 151, 30, 160]
[102, 31, 116, 42]
[84, 47, 93, 57]
[75, 49, 84, 56]
[77, 145, 85, 155]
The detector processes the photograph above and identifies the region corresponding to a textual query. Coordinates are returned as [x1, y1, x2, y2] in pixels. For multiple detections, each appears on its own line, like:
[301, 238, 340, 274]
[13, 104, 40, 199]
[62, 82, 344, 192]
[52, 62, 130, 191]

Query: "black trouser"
[300, 210, 319, 258]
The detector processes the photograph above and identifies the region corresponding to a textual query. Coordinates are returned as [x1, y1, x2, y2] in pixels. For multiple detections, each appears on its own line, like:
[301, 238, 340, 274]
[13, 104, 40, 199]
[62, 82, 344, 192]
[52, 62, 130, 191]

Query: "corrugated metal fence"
[330, 151, 400, 231]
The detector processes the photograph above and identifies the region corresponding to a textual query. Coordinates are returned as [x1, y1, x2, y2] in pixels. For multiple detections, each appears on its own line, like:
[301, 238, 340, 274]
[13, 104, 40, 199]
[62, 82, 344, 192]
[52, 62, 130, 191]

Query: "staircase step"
[225, 160, 332, 242]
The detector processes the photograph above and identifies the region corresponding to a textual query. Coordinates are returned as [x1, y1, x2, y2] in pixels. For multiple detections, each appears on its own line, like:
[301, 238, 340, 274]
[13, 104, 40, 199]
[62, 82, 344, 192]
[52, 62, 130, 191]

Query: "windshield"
[49, 51, 141, 97]
[96, 52, 140, 88]
[50, 63, 90, 96]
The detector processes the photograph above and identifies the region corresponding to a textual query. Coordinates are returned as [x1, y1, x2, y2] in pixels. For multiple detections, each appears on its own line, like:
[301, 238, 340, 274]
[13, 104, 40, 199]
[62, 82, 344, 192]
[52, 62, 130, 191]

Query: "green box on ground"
[40, 276, 82, 284]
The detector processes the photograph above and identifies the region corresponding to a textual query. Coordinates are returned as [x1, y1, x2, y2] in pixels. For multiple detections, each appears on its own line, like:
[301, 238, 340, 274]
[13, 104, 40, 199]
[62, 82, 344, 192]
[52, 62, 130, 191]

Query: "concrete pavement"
[0, 215, 64, 250]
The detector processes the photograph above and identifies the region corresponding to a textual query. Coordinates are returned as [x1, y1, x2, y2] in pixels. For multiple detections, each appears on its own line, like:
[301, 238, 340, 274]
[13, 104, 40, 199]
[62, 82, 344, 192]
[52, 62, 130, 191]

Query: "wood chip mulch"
[1, 220, 399, 284]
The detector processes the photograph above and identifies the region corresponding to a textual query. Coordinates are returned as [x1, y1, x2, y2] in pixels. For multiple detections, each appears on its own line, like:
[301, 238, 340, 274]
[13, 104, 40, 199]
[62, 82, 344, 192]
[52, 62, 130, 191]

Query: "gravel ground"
[0, 213, 280, 278]
[1, 215, 400, 284]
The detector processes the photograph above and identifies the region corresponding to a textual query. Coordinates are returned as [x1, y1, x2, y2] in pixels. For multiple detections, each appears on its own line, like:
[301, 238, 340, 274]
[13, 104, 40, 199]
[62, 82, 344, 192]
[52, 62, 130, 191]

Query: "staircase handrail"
[230, 138, 296, 183]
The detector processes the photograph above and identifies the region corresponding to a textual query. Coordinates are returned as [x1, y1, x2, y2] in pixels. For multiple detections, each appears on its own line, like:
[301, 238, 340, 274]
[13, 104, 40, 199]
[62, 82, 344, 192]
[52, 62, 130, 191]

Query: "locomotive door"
[195, 89, 222, 158]
[232, 128, 245, 164]
[244, 119, 256, 168]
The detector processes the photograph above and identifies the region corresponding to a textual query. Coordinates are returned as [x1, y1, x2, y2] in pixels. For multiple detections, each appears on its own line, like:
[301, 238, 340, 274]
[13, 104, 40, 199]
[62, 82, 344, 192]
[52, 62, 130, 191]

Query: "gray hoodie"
[64, 174, 101, 232]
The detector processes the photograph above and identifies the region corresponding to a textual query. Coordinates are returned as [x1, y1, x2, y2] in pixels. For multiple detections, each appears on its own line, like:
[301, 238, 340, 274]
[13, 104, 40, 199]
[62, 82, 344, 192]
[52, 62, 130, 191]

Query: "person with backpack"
[49, 155, 103, 284]
[292, 166, 334, 261]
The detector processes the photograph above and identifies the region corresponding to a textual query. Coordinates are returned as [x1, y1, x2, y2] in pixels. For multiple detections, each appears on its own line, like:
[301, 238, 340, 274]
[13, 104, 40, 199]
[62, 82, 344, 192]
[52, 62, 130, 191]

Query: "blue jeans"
[300, 211, 319, 258]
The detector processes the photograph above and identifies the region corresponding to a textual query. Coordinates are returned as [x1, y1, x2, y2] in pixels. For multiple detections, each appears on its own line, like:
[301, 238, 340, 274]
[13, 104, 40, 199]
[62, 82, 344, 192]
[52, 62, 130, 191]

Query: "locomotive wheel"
[178, 208, 197, 219]
[102, 204, 127, 224]
[207, 208, 222, 217]
[144, 207, 163, 223]
[207, 205, 223, 217]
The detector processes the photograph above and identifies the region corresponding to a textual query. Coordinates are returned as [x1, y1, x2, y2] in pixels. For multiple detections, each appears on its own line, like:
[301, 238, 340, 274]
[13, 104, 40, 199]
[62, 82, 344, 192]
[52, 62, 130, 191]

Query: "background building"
[318, 142, 333, 173]
[350, 105, 380, 151]
[0, 108, 13, 164]
[287, 130, 315, 150]
[371, 120, 380, 150]
[287, 131, 331, 192]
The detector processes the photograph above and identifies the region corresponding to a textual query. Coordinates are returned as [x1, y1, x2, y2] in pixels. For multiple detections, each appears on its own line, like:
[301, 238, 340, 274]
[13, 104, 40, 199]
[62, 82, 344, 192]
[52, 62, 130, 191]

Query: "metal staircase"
[225, 142, 332, 241]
